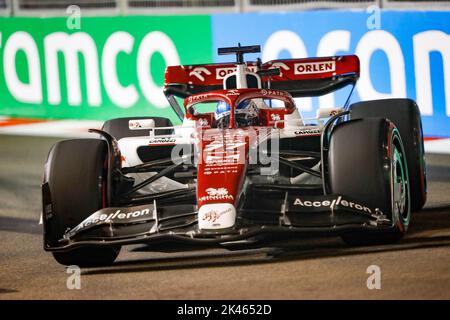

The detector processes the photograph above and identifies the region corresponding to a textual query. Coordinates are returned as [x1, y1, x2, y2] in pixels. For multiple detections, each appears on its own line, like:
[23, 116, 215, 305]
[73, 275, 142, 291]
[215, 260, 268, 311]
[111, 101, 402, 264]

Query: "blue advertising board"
[212, 11, 450, 137]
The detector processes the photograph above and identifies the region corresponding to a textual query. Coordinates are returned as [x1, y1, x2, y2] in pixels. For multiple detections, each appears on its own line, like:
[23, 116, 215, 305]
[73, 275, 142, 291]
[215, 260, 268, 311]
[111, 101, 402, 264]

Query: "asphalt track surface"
[0, 135, 449, 300]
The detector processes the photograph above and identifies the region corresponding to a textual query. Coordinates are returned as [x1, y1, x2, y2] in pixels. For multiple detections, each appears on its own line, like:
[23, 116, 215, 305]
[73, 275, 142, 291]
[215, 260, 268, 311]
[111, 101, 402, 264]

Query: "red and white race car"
[42, 45, 426, 266]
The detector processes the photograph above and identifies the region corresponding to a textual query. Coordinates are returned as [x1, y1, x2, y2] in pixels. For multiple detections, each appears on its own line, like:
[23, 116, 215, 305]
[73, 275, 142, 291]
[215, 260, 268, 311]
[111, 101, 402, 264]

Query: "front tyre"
[42, 139, 120, 266]
[349, 99, 426, 212]
[328, 118, 411, 246]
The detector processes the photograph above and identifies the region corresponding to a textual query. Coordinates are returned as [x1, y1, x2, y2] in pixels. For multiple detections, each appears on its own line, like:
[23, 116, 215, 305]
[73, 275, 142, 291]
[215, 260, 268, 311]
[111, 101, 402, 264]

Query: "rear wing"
[164, 55, 360, 99]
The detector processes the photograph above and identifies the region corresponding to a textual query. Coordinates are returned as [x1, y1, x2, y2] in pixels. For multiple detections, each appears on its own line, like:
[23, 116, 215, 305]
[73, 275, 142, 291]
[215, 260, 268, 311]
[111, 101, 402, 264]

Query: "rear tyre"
[102, 116, 173, 140]
[42, 139, 120, 266]
[328, 118, 411, 246]
[349, 99, 426, 212]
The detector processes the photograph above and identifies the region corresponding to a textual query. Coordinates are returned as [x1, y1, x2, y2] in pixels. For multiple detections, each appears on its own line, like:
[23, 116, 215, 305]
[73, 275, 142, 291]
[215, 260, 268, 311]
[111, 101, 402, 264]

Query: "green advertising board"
[0, 16, 212, 123]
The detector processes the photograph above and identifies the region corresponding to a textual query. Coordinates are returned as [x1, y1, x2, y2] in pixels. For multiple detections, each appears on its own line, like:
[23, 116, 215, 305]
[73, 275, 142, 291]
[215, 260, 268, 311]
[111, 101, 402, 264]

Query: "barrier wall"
[0, 16, 212, 125]
[0, 11, 449, 137]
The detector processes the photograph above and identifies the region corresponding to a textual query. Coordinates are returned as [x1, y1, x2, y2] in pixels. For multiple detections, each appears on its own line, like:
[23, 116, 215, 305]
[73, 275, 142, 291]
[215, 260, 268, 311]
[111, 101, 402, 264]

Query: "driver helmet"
[214, 99, 259, 128]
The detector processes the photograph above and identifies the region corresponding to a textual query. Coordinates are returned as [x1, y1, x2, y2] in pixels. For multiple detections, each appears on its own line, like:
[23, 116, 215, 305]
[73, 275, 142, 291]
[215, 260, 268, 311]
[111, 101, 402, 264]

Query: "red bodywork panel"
[165, 55, 360, 87]
[196, 128, 248, 208]
[196, 127, 272, 208]
[189, 89, 289, 208]
[165, 62, 259, 87]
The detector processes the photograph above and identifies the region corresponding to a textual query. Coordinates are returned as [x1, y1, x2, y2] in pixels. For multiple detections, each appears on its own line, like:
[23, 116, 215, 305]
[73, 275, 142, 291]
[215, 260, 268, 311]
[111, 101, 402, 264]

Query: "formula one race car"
[42, 45, 426, 266]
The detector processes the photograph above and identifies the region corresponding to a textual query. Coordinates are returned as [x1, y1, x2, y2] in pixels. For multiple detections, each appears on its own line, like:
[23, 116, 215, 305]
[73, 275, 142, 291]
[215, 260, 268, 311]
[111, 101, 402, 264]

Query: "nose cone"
[198, 203, 236, 230]
[196, 128, 249, 230]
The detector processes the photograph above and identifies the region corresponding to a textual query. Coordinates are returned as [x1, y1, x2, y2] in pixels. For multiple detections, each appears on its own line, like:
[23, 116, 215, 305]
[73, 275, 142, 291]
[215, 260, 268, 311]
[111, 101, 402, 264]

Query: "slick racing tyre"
[328, 118, 411, 246]
[42, 139, 120, 266]
[102, 116, 174, 140]
[349, 99, 426, 212]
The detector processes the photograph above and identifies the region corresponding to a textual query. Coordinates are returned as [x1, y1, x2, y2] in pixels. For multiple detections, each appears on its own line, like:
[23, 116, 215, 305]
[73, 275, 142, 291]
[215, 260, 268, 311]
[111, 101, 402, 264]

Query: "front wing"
[44, 194, 393, 252]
